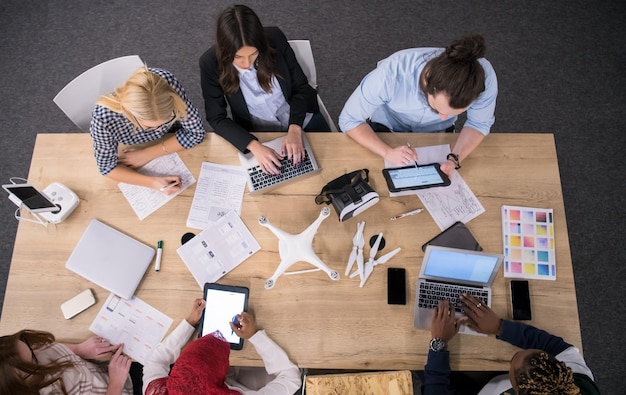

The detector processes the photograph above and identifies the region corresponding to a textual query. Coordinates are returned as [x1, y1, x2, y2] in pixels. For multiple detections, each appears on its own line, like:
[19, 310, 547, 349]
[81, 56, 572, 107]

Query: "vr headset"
[315, 169, 379, 221]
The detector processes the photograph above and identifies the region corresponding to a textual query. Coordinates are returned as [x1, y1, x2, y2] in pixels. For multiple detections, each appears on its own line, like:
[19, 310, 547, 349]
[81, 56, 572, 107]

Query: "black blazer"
[199, 26, 319, 153]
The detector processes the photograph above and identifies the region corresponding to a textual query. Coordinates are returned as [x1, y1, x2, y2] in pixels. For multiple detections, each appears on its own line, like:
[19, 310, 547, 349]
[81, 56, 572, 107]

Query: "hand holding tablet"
[198, 283, 250, 350]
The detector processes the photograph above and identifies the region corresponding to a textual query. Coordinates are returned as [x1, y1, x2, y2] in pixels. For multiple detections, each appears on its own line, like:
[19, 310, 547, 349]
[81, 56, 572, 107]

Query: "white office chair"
[288, 40, 339, 132]
[53, 55, 144, 132]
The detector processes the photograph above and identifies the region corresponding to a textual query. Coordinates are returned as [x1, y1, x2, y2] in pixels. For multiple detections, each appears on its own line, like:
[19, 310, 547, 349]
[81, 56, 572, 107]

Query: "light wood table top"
[0, 132, 581, 371]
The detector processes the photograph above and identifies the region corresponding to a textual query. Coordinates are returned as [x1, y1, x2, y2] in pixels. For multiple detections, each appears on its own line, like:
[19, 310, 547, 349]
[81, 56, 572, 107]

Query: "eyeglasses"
[132, 112, 177, 132]
[20, 334, 39, 381]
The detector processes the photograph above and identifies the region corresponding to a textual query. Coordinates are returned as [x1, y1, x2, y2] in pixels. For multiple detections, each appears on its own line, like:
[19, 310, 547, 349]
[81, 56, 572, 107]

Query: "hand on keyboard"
[431, 300, 463, 342]
[460, 294, 503, 336]
[247, 140, 283, 175]
[282, 127, 305, 166]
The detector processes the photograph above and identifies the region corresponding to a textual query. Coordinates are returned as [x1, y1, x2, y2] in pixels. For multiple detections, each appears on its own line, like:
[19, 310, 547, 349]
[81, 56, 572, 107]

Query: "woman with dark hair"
[338, 34, 498, 178]
[0, 329, 138, 395]
[199, 4, 328, 175]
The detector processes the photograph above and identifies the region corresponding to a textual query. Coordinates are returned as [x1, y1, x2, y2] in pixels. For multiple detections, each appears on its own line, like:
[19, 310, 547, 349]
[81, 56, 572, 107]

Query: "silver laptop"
[66, 219, 155, 299]
[238, 134, 321, 194]
[413, 245, 503, 335]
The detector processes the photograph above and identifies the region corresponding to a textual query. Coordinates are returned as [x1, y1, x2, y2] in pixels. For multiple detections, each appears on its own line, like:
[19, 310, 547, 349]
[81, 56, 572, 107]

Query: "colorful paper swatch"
[502, 205, 556, 280]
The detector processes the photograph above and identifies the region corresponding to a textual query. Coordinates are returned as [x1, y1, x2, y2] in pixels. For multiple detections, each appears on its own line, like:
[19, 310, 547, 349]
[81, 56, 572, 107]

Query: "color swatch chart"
[501, 205, 556, 280]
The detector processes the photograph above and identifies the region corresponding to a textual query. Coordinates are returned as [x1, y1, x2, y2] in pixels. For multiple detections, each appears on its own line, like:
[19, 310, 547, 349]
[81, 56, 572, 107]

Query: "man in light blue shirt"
[339, 34, 497, 177]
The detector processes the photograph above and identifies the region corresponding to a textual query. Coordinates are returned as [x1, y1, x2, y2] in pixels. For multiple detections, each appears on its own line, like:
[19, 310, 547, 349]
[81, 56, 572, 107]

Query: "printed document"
[186, 162, 247, 229]
[118, 153, 196, 220]
[89, 293, 173, 364]
[178, 210, 260, 289]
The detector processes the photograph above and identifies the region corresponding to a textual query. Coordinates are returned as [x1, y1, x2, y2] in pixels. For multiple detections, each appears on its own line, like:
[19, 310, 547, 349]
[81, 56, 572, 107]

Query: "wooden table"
[0, 132, 581, 371]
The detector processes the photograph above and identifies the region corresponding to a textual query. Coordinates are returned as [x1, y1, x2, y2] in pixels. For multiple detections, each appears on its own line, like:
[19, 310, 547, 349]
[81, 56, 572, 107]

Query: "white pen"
[407, 142, 418, 169]
[155, 240, 163, 272]
[159, 181, 180, 192]
[390, 208, 424, 221]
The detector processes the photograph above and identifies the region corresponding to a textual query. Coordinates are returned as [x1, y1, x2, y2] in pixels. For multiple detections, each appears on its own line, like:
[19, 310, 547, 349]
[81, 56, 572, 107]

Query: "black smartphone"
[510, 280, 532, 320]
[387, 268, 407, 305]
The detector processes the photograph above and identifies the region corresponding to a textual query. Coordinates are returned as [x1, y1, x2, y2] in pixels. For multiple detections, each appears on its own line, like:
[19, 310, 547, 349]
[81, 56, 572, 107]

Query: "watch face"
[430, 338, 446, 352]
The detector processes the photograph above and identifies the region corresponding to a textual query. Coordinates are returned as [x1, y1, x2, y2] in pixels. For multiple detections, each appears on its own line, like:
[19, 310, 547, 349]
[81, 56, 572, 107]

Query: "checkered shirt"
[90, 68, 206, 175]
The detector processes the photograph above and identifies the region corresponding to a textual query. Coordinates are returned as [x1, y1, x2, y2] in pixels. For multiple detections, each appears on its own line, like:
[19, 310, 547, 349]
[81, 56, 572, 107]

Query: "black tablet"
[2, 183, 59, 213]
[382, 163, 451, 193]
[198, 283, 249, 350]
[421, 221, 483, 252]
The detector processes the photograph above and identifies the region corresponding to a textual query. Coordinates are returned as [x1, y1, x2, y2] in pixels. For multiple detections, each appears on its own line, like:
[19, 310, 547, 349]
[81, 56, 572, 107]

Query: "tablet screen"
[382, 163, 450, 192]
[3, 184, 58, 212]
[199, 283, 249, 350]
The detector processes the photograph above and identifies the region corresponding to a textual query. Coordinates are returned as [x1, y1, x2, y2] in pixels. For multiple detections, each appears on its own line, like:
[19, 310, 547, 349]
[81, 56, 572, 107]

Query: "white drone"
[258, 207, 340, 289]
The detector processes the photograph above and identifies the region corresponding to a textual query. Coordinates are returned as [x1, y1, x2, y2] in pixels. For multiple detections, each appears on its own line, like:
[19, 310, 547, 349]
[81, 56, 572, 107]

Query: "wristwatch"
[446, 153, 461, 169]
[429, 338, 447, 352]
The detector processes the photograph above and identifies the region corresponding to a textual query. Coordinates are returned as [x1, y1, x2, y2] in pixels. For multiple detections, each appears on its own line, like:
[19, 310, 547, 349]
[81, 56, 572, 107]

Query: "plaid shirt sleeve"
[90, 105, 125, 176]
[150, 68, 206, 149]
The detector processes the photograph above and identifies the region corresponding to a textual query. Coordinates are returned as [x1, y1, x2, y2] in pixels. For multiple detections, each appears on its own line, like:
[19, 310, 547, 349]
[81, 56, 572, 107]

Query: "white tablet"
[198, 283, 249, 350]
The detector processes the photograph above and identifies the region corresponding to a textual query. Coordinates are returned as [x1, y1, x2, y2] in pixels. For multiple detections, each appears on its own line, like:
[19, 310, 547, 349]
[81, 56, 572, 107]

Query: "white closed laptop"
[66, 219, 155, 299]
[413, 245, 503, 335]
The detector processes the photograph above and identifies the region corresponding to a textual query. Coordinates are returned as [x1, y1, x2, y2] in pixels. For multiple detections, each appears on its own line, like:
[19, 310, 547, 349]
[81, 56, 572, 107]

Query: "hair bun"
[445, 34, 486, 62]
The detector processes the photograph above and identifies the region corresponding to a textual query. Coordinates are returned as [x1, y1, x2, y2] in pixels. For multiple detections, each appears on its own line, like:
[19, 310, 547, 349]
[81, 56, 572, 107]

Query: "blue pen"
[231, 315, 239, 335]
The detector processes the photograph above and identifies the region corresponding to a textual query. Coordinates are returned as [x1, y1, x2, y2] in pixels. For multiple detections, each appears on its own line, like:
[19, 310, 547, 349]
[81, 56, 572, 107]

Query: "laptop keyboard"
[418, 281, 488, 313]
[248, 151, 315, 191]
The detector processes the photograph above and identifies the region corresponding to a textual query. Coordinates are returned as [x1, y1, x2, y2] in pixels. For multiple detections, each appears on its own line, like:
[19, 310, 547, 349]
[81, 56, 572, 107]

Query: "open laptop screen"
[421, 246, 503, 284]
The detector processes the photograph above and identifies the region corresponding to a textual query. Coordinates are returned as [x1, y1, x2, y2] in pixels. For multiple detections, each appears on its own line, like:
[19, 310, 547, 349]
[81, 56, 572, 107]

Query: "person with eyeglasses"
[0, 329, 141, 395]
[91, 66, 206, 194]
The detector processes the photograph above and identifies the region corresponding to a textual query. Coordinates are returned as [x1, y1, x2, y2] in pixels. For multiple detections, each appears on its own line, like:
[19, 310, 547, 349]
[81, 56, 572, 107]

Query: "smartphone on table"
[510, 280, 532, 320]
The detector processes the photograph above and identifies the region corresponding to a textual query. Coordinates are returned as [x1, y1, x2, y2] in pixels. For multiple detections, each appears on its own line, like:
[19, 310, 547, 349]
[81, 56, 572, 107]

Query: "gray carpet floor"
[1, 1, 625, 393]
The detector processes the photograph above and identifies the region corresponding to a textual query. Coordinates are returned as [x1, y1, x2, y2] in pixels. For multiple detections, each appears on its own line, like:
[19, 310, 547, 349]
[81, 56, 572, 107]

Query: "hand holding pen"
[383, 142, 419, 167]
[229, 312, 257, 339]
[158, 177, 181, 194]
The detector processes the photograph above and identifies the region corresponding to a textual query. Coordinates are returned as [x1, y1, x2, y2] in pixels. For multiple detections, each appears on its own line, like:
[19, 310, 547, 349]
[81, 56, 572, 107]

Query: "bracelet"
[161, 140, 169, 154]
[446, 153, 461, 169]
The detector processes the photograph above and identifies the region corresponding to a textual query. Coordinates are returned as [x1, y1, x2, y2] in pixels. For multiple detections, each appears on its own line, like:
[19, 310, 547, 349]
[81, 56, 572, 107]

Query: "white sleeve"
[245, 330, 301, 395]
[556, 346, 595, 381]
[142, 320, 196, 394]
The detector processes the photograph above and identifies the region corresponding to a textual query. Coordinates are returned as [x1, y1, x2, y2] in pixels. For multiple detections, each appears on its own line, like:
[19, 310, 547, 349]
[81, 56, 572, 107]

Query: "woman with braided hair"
[422, 295, 600, 394]
[512, 351, 581, 394]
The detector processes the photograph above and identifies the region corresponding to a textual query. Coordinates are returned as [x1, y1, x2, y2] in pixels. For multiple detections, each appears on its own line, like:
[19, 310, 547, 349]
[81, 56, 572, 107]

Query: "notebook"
[413, 245, 503, 335]
[238, 134, 321, 194]
[66, 219, 155, 299]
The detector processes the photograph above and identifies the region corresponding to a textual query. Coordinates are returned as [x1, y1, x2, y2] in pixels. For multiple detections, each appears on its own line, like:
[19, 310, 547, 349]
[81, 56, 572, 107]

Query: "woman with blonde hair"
[91, 66, 206, 194]
[0, 329, 139, 394]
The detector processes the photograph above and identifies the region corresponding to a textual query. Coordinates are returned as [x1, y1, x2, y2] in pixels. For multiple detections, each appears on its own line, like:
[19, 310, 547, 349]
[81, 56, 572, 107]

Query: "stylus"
[155, 240, 163, 272]
[390, 208, 424, 221]
[406, 142, 418, 169]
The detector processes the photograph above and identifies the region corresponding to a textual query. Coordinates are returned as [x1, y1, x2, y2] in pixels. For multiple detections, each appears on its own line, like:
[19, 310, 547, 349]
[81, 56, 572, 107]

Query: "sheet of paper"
[501, 205, 556, 280]
[89, 293, 173, 365]
[385, 144, 485, 230]
[118, 153, 196, 220]
[186, 162, 246, 230]
[177, 210, 260, 289]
